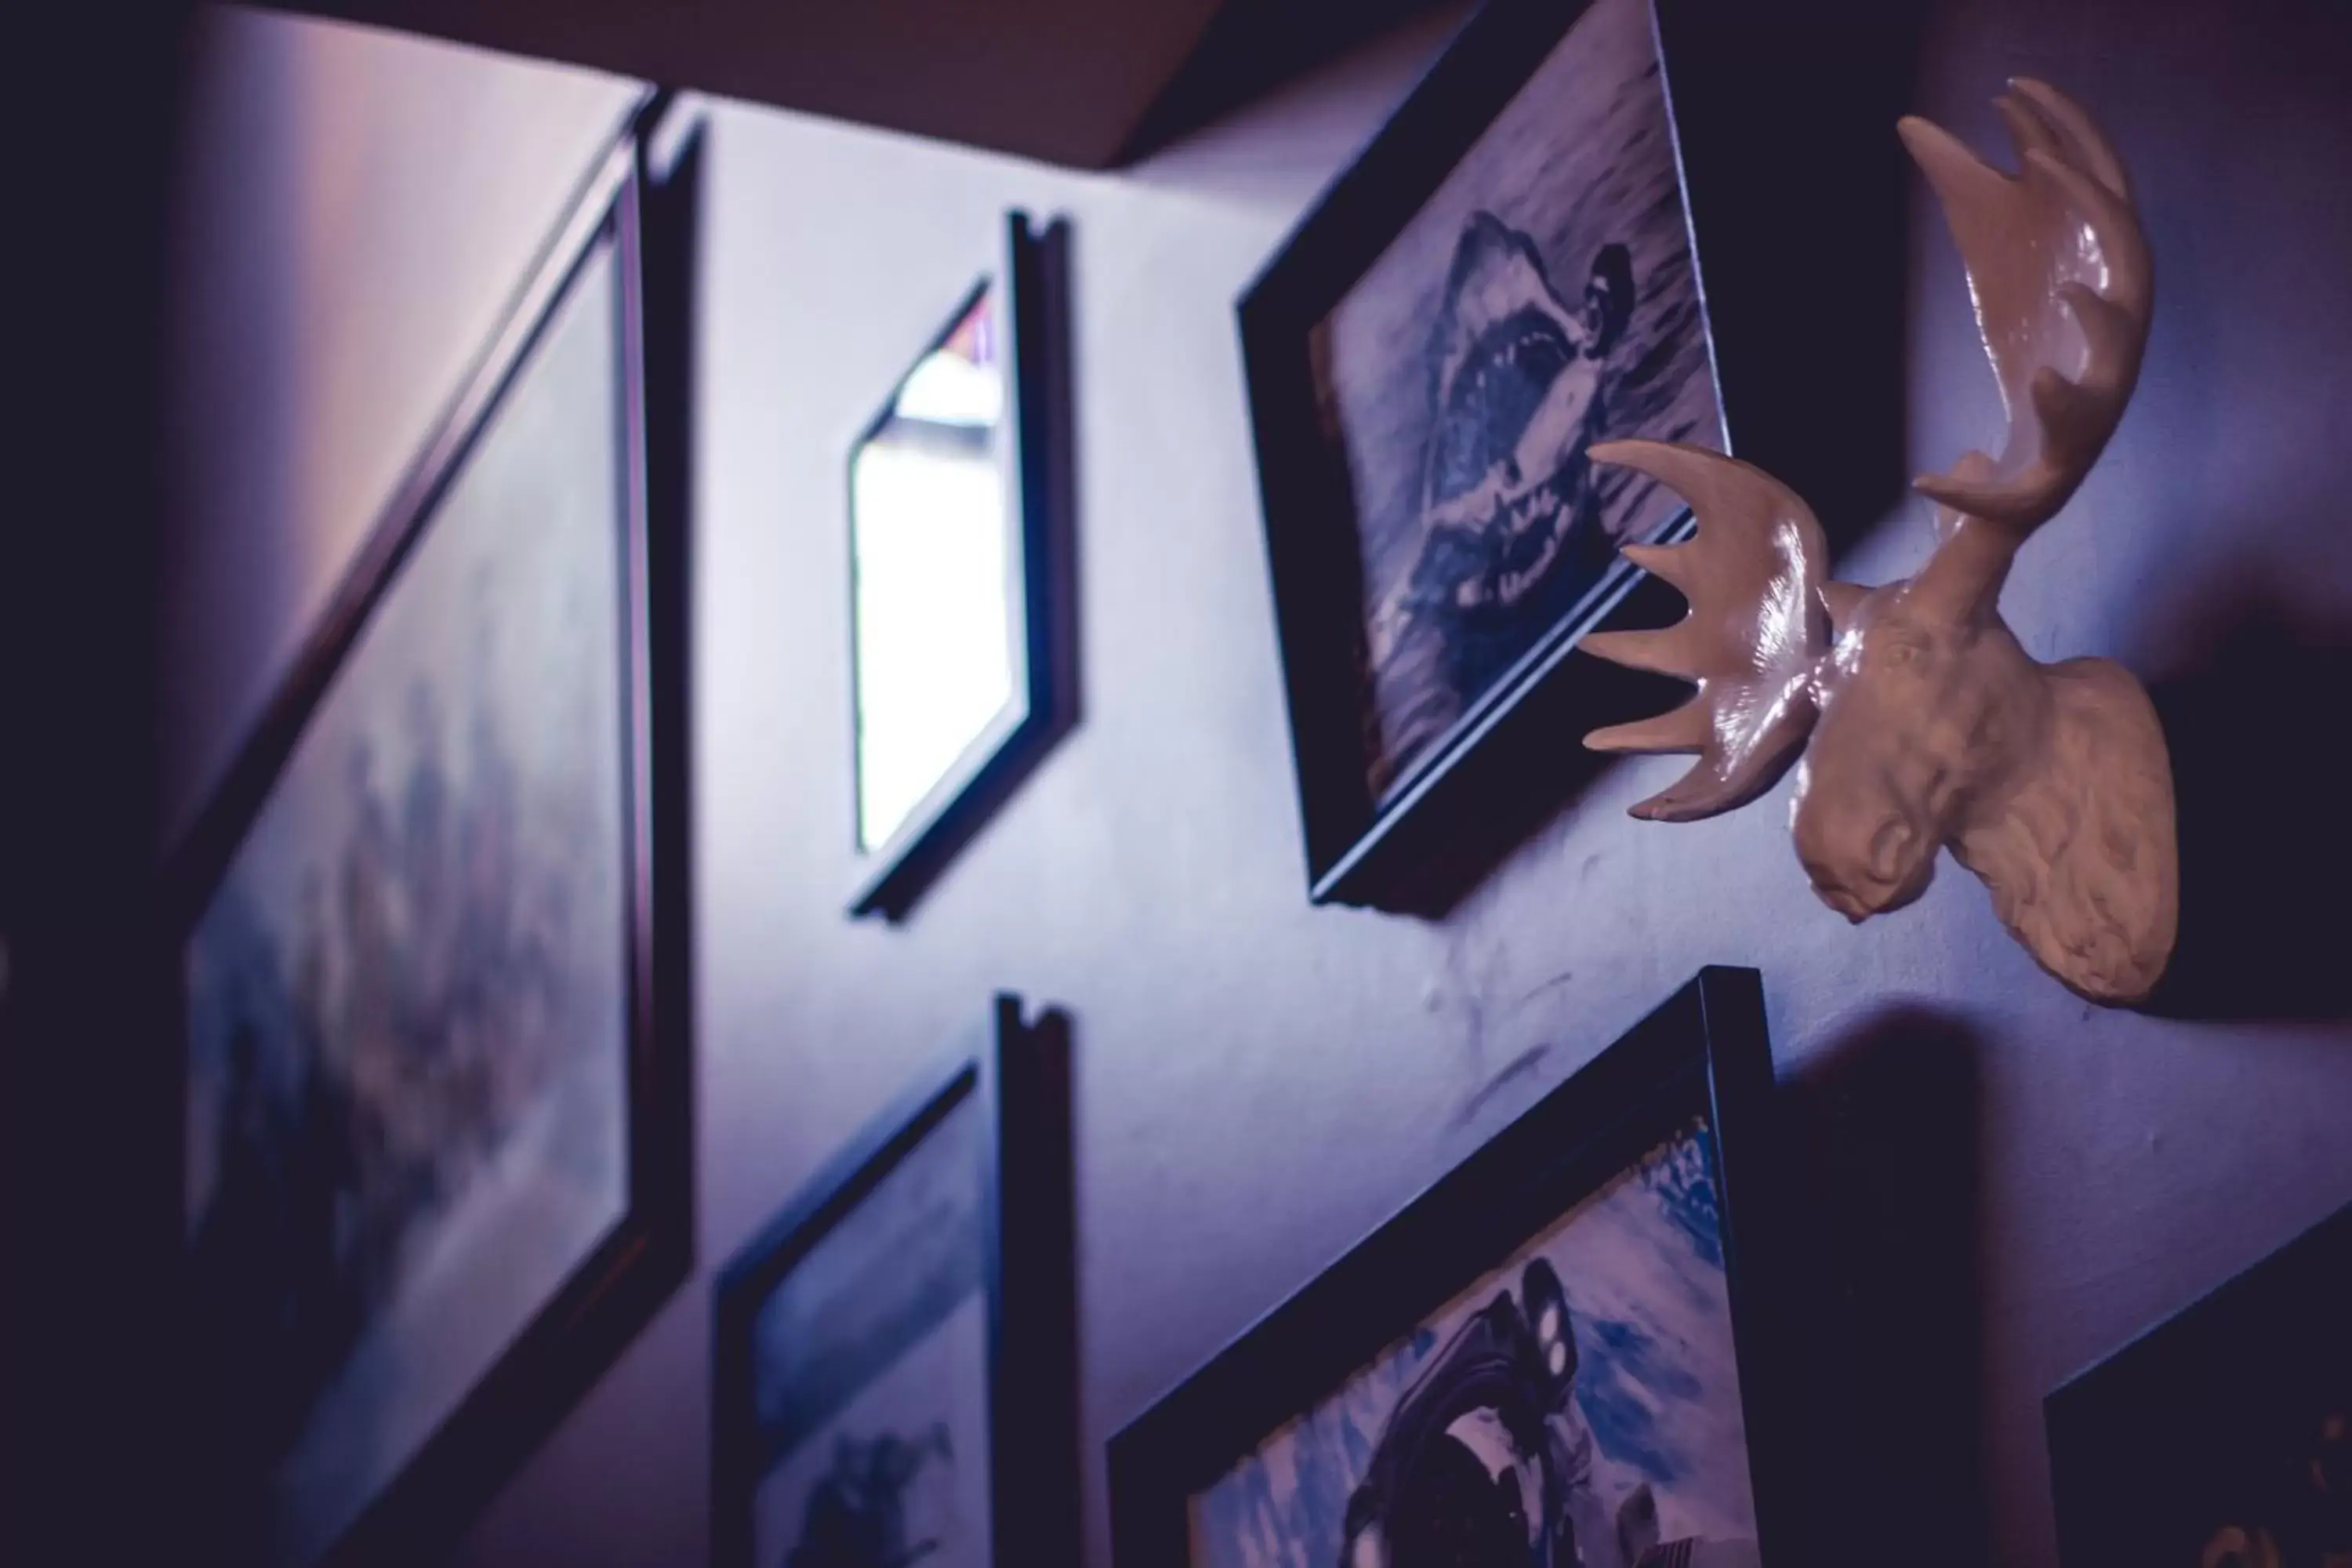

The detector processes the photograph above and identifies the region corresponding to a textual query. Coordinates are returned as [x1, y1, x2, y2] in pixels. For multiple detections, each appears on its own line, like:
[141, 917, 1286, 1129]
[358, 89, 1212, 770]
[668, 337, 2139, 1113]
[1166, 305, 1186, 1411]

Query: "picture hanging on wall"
[712, 996, 1078, 1568]
[847, 212, 1076, 922]
[164, 103, 693, 1568]
[1239, 0, 1724, 908]
[1109, 967, 1797, 1568]
[2045, 1200, 2350, 1568]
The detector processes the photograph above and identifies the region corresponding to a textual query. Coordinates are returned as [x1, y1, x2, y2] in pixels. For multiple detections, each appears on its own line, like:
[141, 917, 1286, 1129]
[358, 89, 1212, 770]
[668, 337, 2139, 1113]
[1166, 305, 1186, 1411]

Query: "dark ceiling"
[251, 0, 1452, 169]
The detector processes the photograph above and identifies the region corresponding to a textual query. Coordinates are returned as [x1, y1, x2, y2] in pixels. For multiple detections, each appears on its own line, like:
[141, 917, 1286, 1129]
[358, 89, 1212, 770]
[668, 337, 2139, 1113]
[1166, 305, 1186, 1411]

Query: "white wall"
[164, 5, 2352, 1565]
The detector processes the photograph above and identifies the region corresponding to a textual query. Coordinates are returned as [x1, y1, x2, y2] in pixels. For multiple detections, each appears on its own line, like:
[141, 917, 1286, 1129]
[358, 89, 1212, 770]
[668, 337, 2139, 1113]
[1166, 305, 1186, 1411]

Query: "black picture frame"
[1108, 967, 1798, 1568]
[712, 995, 1080, 1568]
[1238, 0, 1725, 912]
[848, 211, 1078, 922]
[164, 96, 695, 1568]
[2045, 1200, 2352, 1568]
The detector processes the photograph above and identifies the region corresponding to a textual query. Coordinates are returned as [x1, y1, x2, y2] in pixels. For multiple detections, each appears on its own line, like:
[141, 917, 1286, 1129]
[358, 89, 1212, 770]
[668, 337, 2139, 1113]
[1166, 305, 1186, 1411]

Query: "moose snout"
[1808, 874, 1875, 922]
[1794, 805, 1937, 923]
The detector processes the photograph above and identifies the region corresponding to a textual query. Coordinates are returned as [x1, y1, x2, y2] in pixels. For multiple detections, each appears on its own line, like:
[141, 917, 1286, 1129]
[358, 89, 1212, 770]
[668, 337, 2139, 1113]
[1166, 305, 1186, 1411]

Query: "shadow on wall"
[1116, 0, 1457, 165]
[2143, 596, 2352, 1024]
[1657, 0, 1929, 547]
[1775, 1005, 1990, 1568]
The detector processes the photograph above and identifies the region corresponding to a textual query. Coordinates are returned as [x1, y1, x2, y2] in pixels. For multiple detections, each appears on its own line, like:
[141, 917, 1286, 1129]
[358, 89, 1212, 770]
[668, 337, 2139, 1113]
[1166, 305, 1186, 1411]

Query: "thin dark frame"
[162, 94, 695, 1568]
[712, 995, 1080, 1568]
[1238, 0, 1724, 910]
[2042, 1200, 2352, 1568]
[1107, 967, 1798, 1568]
[848, 211, 1078, 922]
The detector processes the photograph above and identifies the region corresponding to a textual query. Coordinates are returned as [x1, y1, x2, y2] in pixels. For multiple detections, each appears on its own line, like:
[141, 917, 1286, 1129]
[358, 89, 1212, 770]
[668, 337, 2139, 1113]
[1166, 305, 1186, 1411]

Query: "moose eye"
[1874, 633, 1930, 672]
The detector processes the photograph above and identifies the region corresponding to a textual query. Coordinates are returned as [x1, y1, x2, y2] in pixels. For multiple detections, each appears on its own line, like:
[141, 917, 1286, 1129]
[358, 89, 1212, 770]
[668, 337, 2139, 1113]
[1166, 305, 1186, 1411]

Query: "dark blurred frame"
[847, 212, 1079, 923]
[711, 995, 1079, 1568]
[160, 92, 696, 1568]
[1108, 966, 1803, 1568]
[2045, 1200, 2352, 1568]
[1238, 0, 1717, 913]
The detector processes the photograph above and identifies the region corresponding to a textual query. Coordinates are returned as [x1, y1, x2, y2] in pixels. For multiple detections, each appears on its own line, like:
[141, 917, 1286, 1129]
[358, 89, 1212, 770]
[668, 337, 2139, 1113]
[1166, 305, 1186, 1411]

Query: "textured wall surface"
[165, 3, 2352, 1564]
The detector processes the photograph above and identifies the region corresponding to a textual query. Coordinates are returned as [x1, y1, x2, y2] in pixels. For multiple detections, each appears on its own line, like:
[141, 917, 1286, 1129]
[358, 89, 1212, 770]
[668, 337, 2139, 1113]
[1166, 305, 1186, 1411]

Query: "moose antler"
[1902, 80, 2154, 616]
[1581, 442, 1831, 822]
[1576, 80, 2177, 1007]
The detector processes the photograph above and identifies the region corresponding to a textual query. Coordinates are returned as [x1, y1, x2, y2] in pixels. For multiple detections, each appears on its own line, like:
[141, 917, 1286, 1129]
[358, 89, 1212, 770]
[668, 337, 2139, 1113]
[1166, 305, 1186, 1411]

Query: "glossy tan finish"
[1583, 80, 2177, 1006]
[1583, 444, 1830, 822]
[1899, 79, 2153, 539]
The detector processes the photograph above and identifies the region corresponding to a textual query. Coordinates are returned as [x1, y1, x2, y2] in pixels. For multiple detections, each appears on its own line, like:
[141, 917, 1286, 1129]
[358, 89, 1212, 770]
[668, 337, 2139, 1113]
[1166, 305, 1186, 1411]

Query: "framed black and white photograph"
[1240, 0, 1724, 907]
[166, 106, 692, 1568]
[713, 996, 1078, 1568]
[1109, 967, 1794, 1568]
[848, 212, 1076, 922]
[2046, 1201, 2351, 1568]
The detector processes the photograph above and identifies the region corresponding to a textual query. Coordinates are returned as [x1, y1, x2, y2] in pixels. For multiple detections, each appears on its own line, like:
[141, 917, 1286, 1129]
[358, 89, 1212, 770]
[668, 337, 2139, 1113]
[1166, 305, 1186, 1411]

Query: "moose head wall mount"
[1582, 79, 2176, 1006]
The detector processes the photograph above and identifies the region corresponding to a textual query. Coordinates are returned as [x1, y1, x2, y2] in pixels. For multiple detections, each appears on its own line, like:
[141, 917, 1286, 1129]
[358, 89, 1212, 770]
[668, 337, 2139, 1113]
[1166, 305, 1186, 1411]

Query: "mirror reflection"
[852, 285, 1017, 852]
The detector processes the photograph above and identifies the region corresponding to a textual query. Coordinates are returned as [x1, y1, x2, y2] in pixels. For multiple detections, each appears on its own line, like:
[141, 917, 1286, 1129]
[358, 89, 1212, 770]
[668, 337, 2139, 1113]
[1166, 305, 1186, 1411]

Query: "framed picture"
[713, 996, 1079, 1568]
[1109, 967, 1797, 1568]
[165, 103, 692, 1568]
[2046, 1201, 2351, 1568]
[1240, 0, 1725, 908]
[848, 212, 1076, 921]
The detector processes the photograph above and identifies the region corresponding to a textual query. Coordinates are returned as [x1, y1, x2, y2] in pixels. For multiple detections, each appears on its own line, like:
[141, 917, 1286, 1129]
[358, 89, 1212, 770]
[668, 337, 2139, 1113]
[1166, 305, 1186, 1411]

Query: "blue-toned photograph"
[1319, 0, 1724, 800]
[1193, 1120, 1759, 1568]
[182, 232, 635, 1568]
[744, 1091, 995, 1568]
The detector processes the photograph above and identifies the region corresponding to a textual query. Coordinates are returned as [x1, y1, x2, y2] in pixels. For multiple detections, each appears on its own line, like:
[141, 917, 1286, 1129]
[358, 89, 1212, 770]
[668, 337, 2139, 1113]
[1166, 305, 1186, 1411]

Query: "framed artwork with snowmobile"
[1108, 967, 1802, 1568]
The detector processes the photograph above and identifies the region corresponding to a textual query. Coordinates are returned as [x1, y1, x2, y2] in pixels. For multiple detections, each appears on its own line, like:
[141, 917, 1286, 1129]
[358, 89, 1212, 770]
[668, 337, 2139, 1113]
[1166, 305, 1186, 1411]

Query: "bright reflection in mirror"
[853, 288, 1015, 851]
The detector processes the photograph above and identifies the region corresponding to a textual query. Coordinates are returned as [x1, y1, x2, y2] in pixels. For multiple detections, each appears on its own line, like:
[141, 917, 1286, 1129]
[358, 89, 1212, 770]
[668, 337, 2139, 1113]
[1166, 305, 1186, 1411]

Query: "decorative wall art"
[1109, 967, 1795, 1568]
[1238, 0, 1724, 910]
[712, 996, 1077, 1568]
[2046, 1201, 2350, 1568]
[165, 112, 691, 1568]
[848, 212, 1076, 921]
[1578, 78, 2176, 1005]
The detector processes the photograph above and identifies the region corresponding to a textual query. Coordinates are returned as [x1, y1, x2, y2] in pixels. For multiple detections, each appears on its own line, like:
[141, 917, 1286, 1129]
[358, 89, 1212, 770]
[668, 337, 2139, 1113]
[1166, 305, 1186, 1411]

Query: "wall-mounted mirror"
[853, 284, 1012, 851]
[849, 212, 1074, 920]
